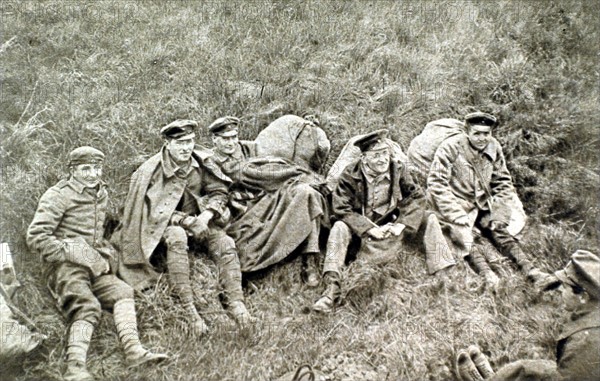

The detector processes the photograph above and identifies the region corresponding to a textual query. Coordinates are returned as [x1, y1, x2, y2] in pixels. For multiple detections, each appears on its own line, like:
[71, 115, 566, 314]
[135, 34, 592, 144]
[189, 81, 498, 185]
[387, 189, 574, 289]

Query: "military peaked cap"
[208, 116, 240, 137]
[354, 129, 389, 152]
[160, 119, 198, 140]
[464, 112, 498, 128]
[68, 146, 105, 166]
[555, 250, 600, 299]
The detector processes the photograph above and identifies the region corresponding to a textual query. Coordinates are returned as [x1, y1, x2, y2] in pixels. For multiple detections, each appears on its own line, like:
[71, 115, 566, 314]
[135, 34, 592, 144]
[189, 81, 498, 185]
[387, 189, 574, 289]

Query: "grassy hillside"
[1, 1, 598, 380]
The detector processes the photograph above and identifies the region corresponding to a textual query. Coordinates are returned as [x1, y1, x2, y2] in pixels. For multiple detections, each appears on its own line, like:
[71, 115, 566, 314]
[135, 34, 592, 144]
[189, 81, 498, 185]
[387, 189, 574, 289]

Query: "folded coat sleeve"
[332, 174, 374, 237]
[427, 141, 469, 222]
[490, 145, 514, 200]
[26, 189, 67, 263]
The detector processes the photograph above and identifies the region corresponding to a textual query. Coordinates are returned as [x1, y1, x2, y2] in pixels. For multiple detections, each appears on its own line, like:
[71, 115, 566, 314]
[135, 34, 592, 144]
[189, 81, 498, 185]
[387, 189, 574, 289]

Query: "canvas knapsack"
[254, 115, 330, 173]
[407, 118, 465, 184]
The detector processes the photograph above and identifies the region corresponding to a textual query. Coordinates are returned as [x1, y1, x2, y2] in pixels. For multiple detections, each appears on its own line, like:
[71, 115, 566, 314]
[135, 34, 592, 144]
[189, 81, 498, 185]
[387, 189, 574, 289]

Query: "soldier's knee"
[163, 226, 188, 246]
[426, 213, 440, 225]
[331, 221, 350, 235]
[75, 299, 102, 325]
[214, 233, 236, 254]
[113, 282, 134, 301]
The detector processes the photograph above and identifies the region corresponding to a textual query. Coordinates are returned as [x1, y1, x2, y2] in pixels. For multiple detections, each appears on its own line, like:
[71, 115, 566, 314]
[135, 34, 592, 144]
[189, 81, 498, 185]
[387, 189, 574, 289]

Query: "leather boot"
[183, 301, 209, 336]
[505, 244, 552, 283]
[228, 300, 255, 328]
[457, 350, 484, 381]
[468, 345, 494, 379]
[313, 272, 341, 313]
[302, 252, 320, 288]
[113, 299, 168, 368]
[64, 320, 94, 381]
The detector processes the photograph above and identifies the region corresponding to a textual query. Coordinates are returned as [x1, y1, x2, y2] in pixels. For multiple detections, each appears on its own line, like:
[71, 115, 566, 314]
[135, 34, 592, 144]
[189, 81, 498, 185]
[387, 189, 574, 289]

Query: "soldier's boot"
[302, 252, 321, 288]
[505, 244, 551, 283]
[183, 301, 209, 335]
[313, 272, 341, 313]
[468, 345, 494, 379]
[219, 251, 255, 328]
[166, 244, 208, 335]
[457, 350, 484, 381]
[470, 251, 499, 288]
[228, 300, 255, 328]
[113, 298, 168, 368]
[64, 320, 94, 381]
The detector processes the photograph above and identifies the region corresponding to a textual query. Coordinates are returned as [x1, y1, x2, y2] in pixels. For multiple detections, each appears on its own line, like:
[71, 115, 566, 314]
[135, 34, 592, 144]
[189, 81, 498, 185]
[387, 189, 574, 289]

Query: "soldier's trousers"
[439, 207, 534, 271]
[323, 216, 454, 275]
[162, 225, 244, 306]
[47, 262, 133, 326]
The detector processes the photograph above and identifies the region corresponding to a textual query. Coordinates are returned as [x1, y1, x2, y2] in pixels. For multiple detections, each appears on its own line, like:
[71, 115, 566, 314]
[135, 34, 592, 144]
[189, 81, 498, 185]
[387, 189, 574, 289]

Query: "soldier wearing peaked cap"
[313, 130, 447, 313]
[112, 119, 254, 335]
[27, 146, 167, 381]
[208, 116, 241, 137]
[208, 116, 327, 286]
[427, 112, 550, 286]
[458, 250, 600, 381]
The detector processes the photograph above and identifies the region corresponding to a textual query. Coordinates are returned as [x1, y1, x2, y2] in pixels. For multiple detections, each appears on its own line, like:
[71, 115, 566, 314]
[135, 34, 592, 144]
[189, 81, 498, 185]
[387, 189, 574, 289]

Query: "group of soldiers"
[26, 112, 598, 380]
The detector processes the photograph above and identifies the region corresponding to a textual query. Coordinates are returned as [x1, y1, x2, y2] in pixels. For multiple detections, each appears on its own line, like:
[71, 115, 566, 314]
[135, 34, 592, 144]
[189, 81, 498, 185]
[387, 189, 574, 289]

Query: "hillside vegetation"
[1, 1, 598, 380]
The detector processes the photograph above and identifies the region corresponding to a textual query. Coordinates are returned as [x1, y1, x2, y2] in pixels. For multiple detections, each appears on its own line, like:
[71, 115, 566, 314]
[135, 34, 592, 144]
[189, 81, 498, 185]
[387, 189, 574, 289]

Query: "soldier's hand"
[387, 223, 406, 236]
[63, 239, 110, 277]
[88, 257, 110, 278]
[185, 217, 209, 239]
[453, 215, 470, 226]
[367, 227, 387, 240]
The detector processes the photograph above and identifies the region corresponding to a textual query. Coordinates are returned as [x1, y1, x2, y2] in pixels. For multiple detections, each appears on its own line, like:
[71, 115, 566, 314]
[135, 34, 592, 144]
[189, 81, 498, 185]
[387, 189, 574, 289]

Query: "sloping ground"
[1, 1, 597, 380]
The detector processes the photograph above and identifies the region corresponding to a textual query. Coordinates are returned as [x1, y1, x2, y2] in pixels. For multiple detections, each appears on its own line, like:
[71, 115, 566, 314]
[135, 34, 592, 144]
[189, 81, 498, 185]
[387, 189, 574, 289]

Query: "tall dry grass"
[1, 1, 598, 380]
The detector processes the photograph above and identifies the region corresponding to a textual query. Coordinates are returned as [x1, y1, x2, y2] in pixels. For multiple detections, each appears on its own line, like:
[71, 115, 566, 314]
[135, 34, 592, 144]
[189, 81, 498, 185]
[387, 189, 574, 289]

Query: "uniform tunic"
[114, 146, 242, 301]
[427, 134, 521, 260]
[27, 178, 132, 325]
[324, 159, 450, 274]
[490, 306, 600, 381]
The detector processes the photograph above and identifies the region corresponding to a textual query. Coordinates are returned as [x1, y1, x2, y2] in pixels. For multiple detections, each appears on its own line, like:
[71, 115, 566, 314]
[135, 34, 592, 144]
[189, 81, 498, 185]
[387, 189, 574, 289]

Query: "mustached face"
[165, 137, 195, 163]
[212, 134, 239, 156]
[467, 125, 492, 151]
[362, 148, 391, 174]
[71, 163, 103, 188]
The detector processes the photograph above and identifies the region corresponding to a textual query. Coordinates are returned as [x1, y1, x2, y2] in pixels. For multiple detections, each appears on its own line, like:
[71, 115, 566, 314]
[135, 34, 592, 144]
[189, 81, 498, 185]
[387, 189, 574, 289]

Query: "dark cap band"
[465, 112, 497, 128]
[68, 146, 105, 166]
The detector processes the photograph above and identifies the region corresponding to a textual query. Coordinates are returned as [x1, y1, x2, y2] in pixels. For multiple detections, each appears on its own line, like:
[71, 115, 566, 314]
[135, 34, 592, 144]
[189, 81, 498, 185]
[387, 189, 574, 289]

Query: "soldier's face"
[363, 148, 391, 174]
[212, 134, 239, 156]
[166, 137, 195, 163]
[71, 163, 103, 188]
[467, 125, 492, 151]
[560, 284, 584, 311]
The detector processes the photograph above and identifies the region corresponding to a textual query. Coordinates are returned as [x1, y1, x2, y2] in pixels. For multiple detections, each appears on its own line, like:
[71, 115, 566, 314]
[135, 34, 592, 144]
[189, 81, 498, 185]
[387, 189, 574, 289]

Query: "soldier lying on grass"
[456, 250, 600, 381]
[27, 147, 167, 381]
